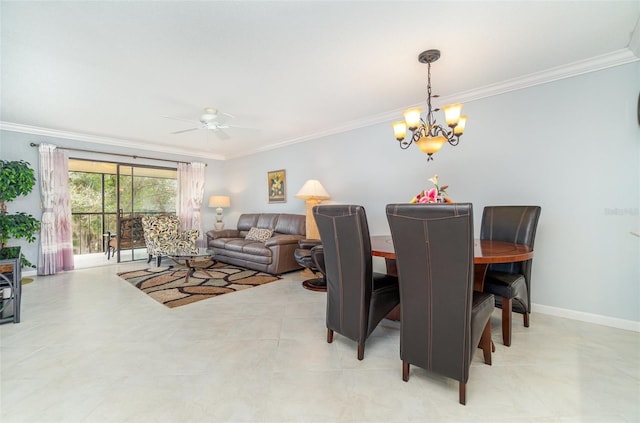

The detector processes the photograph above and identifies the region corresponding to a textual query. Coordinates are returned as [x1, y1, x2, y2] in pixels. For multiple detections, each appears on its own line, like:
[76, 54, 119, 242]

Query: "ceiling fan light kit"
[200, 108, 218, 123]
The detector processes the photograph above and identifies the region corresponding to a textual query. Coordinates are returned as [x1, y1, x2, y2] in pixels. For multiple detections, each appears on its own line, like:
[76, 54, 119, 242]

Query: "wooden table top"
[370, 235, 533, 264]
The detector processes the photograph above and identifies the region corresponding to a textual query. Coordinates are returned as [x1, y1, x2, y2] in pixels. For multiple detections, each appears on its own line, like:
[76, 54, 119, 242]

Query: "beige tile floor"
[1, 260, 639, 422]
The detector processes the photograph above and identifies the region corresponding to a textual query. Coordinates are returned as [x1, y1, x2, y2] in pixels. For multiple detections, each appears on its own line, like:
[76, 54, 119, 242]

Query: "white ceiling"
[2, 1, 639, 161]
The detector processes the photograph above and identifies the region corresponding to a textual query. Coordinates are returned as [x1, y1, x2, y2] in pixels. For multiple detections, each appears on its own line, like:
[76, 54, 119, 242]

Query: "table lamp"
[208, 195, 231, 230]
[295, 179, 330, 240]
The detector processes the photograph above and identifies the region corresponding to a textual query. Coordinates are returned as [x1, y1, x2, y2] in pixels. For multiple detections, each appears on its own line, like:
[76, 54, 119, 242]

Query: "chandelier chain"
[425, 62, 434, 135]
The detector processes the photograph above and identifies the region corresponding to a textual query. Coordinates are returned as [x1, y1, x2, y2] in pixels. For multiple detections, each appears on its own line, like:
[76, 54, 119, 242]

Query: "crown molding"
[454, 48, 639, 104]
[0, 122, 226, 161]
[229, 48, 640, 159]
[3, 49, 638, 161]
[629, 14, 640, 59]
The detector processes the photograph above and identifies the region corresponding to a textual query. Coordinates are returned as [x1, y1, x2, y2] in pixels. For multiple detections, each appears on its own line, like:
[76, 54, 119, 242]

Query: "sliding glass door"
[115, 164, 177, 262]
[69, 160, 177, 264]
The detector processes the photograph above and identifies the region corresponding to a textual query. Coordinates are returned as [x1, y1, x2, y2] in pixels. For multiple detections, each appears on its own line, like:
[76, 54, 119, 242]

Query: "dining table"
[371, 234, 534, 293]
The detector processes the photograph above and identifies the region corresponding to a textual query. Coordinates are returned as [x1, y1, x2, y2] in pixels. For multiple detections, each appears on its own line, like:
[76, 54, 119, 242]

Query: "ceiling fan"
[163, 107, 239, 140]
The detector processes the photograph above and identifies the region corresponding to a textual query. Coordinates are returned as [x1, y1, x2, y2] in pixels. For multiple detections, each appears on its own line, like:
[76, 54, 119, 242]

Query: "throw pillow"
[245, 227, 273, 242]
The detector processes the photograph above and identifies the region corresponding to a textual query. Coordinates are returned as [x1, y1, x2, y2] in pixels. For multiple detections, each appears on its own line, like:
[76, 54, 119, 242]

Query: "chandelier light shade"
[208, 195, 231, 230]
[392, 49, 467, 161]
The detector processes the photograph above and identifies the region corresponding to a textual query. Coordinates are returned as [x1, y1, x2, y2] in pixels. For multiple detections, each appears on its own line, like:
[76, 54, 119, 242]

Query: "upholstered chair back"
[386, 203, 475, 384]
[313, 204, 399, 360]
[480, 206, 541, 310]
[141, 214, 199, 265]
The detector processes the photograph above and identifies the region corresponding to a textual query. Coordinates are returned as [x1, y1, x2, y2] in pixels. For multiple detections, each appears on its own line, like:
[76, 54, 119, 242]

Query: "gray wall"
[1, 61, 638, 325]
[223, 62, 640, 325]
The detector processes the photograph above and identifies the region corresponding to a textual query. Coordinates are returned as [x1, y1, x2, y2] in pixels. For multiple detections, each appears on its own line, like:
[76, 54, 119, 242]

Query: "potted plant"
[0, 160, 40, 268]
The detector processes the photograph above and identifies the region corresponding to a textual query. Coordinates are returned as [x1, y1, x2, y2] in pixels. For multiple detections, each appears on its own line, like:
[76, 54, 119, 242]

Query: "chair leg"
[402, 361, 410, 382]
[327, 329, 333, 343]
[459, 382, 466, 405]
[156, 256, 162, 267]
[357, 343, 364, 361]
[480, 320, 492, 365]
[523, 312, 530, 328]
[502, 297, 512, 346]
[147, 254, 153, 264]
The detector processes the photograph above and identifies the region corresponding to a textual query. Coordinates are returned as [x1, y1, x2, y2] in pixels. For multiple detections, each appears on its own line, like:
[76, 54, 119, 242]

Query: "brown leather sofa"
[206, 213, 306, 275]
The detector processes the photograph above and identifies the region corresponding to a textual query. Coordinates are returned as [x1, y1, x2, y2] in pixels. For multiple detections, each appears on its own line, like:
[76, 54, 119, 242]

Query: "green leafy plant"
[0, 160, 40, 268]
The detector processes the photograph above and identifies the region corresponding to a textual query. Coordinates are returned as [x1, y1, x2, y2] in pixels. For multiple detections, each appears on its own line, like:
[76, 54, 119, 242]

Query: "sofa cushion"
[237, 214, 260, 232]
[256, 214, 280, 229]
[274, 213, 307, 235]
[245, 227, 273, 242]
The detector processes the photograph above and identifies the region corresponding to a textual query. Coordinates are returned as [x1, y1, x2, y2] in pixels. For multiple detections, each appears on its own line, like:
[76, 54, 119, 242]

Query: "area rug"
[117, 260, 281, 308]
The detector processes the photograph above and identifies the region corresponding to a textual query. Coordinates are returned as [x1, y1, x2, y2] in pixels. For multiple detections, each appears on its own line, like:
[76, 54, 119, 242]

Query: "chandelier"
[392, 49, 467, 161]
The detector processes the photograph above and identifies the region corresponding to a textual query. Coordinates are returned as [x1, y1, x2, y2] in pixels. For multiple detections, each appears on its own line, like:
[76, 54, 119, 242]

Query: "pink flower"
[418, 188, 439, 203]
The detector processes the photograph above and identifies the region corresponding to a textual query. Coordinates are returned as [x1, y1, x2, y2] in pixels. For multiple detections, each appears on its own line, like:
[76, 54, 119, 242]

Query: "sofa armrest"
[206, 229, 240, 240]
[265, 234, 304, 247]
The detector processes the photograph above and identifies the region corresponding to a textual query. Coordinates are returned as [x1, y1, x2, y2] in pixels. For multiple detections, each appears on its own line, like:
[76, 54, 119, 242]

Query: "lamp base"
[305, 199, 322, 240]
[215, 207, 224, 230]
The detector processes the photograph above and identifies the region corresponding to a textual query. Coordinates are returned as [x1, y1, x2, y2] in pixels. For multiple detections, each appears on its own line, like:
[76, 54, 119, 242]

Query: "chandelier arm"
[410, 131, 423, 147]
[431, 124, 449, 139]
[398, 139, 412, 149]
[431, 125, 462, 146]
[399, 129, 424, 149]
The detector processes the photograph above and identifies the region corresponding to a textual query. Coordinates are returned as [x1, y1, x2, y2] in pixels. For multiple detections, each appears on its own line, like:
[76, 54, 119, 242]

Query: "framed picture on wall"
[268, 169, 286, 203]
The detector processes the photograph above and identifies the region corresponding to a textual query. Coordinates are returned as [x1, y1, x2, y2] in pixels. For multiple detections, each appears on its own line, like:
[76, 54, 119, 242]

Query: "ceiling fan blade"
[221, 112, 235, 119]
[214, 128, 230, 140]
[171, 127, 199, 134]
[225, 124, 255, 130]
[162, 115, 200, 124]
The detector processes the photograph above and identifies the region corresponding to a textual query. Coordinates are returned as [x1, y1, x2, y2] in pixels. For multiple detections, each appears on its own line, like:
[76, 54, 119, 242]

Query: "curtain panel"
[177, 162, 205, 239]
[38, 144, 74, 275]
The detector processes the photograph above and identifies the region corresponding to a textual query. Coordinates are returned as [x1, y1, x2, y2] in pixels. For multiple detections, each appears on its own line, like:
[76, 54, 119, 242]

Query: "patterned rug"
[117, 260, 281, 308]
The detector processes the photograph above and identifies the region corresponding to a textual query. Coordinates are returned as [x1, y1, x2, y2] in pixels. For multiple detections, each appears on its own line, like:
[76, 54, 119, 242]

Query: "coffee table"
[167, 248, 214, 283]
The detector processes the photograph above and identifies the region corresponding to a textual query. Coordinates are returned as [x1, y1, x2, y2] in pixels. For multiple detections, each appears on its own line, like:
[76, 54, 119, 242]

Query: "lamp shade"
[295, 180, 330, 200]
[208, 195, 231, 208]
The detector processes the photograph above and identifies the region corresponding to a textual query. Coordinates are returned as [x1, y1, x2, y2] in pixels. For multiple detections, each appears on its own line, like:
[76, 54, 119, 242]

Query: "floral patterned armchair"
[141, 215, 199, 266]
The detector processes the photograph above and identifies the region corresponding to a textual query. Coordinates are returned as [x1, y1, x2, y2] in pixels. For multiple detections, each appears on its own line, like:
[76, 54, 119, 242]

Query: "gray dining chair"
[386, 203, 494, 405]
[481, 205, 541, 346]
[313, 204, 400, 360]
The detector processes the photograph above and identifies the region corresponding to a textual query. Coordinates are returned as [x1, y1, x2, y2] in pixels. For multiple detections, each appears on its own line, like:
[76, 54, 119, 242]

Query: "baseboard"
[533, 303, 640, 332]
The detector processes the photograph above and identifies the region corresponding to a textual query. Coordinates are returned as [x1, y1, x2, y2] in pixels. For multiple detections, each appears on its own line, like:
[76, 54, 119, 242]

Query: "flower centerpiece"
[410, 174, 452, 204]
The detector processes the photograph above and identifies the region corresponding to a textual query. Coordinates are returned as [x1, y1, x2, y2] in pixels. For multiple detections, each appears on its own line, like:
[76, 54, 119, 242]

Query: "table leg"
[473, 262, 496, 351]
[383, 258, 400, 321]
[384, 258, 397, 277]
[474, 263, 488, 292]
[184, 259, 194, 283]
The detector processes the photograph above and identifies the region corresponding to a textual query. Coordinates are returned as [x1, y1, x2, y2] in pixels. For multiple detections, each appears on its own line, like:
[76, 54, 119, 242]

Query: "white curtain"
[177, 162, 205, 239]
[38, 144, 74, 275]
